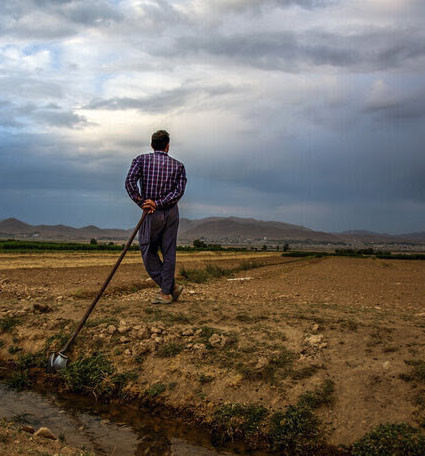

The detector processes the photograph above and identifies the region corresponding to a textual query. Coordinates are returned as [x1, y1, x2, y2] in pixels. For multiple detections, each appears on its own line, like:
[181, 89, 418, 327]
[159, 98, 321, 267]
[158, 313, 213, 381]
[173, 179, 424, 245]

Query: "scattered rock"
[151, 326, 162, 335]
[192, 343, 206, 351]
[304, 334, 327, 350]
[138, 340, 156, 354]
[55, 296, 63, 302]
[188, 290, 196, 295]
[311, 323, 320, 333]
[154, 337, 162, 343]
[227, 277, 253, 281]
[119, 336, 130, 344]
[21, 425, 35, 434]
[119, 319, 127, 327]
[136, 326, 150, 339]
[32, 303, 51, 313]
[208, 333, 227, 348]
[255, 357, 269, 370]
[124, 349, 132, 356]
[227, 374, 243, 388]
[34, 427, 57, 440]
[182, 328, 194, 337]
[383, 361, 391, 370]
[118, 326, 130, 334]
[107, 325, 117, 335]
[194, 329, 202, 336]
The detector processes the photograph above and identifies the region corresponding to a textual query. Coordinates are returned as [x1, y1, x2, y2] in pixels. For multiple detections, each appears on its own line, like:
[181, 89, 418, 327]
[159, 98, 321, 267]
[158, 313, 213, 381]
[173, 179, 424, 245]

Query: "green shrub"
[0, 316, 20, 332]
[146, 382, 166, 398]
[351, 423, 425, 455]
[157, 342, 183, 358]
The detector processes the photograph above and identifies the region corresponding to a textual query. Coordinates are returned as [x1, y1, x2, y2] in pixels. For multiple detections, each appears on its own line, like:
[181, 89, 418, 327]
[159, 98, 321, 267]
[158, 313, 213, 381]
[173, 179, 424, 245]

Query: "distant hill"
[0, 217, 424, 245]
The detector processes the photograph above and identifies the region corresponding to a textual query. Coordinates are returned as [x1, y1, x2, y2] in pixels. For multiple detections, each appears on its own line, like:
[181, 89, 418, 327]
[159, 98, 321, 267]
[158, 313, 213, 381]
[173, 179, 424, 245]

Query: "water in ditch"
[0, 382, 264, 455]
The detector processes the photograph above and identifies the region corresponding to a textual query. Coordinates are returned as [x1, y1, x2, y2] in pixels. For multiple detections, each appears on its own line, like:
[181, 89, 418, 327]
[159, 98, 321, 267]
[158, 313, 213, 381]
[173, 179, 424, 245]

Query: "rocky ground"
[1, 251, 425, 454]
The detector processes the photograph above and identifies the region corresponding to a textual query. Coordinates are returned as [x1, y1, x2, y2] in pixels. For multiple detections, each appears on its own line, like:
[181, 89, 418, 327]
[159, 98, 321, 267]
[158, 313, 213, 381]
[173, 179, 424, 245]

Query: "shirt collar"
[154, 150, 168, 155]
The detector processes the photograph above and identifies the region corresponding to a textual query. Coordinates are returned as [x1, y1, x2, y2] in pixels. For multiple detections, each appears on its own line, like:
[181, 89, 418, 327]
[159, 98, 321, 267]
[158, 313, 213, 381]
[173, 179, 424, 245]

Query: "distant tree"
[193, 239, 207, 249]
[262, 244, 267, 251]
[90, 238, 97, 245]
[283, 243, 290, 252]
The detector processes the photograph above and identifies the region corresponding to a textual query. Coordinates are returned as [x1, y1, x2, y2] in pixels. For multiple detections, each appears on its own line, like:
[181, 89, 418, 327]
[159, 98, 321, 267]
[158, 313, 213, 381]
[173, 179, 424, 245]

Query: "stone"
[119, 319, 127, 326]
[107, 325, 116, 335]
[311, 323, 320, 333]
[209, 333, 227, 348]
[119, 336, 130, 344]
[34, 427, 57, 440]
[21, 425, 35, 434]
[32, 302, 51, 313]
[124, 349, 132, 356]
[151, 326, 162, 334]
[118, 326, 130, 334]
[136, 326, 150, 339]
[138, 340, 155, 354]
[55, 296, 63, 302]
[255, 357, 269, 370]
[194, 329, 202, 336]
[304, 334, 327, 350]
[188, 290, 196, 295]
[192, 343, 206, 351]
[154, 337, 162, 343]
[182, 328, 194, 336]
[383, 361, 391, 370]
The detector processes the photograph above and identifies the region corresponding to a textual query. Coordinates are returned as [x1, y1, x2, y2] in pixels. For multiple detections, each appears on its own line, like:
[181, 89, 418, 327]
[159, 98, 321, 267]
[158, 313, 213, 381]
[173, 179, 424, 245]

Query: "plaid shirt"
[125, 151, 187, 209]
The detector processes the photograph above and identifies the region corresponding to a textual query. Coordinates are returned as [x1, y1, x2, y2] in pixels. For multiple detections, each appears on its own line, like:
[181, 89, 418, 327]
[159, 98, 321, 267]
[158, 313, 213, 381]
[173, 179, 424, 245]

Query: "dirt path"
[1, 252, 425, 451]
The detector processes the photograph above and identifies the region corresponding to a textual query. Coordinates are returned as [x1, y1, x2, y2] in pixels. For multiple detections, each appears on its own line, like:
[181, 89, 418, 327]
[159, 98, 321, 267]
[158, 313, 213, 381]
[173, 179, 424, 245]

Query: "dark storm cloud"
[156, 26, 425, 72]
[364, 90, 425, 122]
[0, 100, 90, 129]
[84, 84, 236, 113]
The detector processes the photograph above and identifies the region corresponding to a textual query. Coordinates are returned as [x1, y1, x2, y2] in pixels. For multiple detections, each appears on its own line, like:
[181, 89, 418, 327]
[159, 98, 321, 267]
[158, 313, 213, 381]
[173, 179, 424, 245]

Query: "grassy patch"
[212, 403, 268, 445]
[269, 380, 335, 454]
[156, 342, 183, 358]
[5, 370, 31, 391]
[351, 423, 425, 455]
[401, 360, 425, 383]
[199, 374, 215, 384]
[8, 345, 21, 355]
[0, 316, 20, 333]
[291, 365, 320, 380]
[145, 382, 167, 398]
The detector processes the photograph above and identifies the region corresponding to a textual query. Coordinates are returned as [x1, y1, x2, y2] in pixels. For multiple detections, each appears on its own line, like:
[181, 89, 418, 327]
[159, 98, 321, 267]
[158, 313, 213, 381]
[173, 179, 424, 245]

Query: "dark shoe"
[172, 285, 184, 301]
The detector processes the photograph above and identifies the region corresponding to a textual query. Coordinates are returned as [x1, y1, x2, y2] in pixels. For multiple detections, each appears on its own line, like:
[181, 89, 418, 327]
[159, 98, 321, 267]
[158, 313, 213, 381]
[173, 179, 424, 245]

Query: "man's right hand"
[142, 199, 157, 214]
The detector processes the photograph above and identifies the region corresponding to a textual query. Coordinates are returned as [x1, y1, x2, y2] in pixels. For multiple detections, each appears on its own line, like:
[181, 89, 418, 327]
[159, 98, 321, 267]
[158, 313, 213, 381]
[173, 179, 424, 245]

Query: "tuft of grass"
[156, 342, 183, 358]
[5, 371, 31, 391]
[199, 374, 215, 384]
[351, 423, 425, 455]
[401, 360, 425, 383]
[8, 345, 21, 354]
[269, 380, 336, 454]
[146, 382, 166, 398]
[60, 352, 114, 395]
[291, 365, 320, 380]
[212, 403, 268, 445]
[0, 316, 21, 333]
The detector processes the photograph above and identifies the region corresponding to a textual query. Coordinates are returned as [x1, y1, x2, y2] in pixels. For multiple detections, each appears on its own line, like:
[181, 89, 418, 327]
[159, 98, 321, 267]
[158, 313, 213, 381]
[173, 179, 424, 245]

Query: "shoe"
[151, 294, 173, 305]
[172, 285, 184, 301]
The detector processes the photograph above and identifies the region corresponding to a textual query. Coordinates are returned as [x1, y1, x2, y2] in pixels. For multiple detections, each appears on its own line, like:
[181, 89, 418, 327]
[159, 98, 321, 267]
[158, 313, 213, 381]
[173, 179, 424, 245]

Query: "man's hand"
[142, 199, 157, 214]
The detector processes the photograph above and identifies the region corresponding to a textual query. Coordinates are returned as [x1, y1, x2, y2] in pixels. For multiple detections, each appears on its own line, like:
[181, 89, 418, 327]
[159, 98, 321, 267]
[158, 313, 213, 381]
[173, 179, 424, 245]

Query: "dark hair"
[151, 130, 170, 151]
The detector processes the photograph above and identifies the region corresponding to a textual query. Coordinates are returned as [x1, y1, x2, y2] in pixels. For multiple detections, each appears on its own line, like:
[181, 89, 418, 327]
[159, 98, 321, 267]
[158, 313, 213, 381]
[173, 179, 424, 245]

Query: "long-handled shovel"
[47, 210, 148, 372]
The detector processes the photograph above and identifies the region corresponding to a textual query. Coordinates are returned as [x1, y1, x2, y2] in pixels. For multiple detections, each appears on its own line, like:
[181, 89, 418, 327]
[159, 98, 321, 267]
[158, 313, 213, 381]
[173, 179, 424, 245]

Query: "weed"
[269, 406, 321, 454]
[199, 374, 215, 384]
[291, 365, 320, 380]
[299, 379, 335, 409]
[168, 381, 177, 390]
[156, 342, 183, 358]
[61, 352, 114, 395]
[0, 339, 4, 348]
[402, 360, 425, 383]
[270, 347, 297, 369]
[146, 382, 166, 398]
[351, 423, 425, 455]
[235, 313, 269, 323]
[5, 370, 31, 391]
[8, 345, 21, 354]
[0, 316, 20, 332]
[11, 413, 32, 424]
[212, 403, 268, 445]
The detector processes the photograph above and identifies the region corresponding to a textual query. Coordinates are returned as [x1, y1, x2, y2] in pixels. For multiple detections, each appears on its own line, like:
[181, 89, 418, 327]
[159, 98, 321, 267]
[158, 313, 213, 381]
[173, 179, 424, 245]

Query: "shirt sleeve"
[125, 157, 144, 208]
[155, 164, 187, 209]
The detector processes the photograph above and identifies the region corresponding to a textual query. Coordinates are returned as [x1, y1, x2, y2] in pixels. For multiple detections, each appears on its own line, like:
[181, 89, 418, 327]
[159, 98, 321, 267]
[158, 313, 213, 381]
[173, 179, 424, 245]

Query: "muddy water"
[0, 382, 248, 455]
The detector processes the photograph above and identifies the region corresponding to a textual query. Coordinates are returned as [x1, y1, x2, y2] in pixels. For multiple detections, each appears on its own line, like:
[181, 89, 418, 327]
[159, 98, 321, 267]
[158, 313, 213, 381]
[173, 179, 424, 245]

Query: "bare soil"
[1, 251, 425, 451]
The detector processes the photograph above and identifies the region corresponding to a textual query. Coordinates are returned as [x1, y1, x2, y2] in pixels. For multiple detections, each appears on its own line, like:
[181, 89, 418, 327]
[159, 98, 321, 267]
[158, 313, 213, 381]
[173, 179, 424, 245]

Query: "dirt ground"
[1, 251, 425, 451]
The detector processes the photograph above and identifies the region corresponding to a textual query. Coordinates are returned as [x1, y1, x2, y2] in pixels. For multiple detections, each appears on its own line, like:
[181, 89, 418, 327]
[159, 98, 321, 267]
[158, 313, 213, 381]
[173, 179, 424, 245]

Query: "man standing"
[125, 130, 187, 304]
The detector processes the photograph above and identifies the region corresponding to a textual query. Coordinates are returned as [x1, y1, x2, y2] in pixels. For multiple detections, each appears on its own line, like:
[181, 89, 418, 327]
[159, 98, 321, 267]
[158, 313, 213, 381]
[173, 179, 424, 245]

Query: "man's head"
[151, 130, 170, 152]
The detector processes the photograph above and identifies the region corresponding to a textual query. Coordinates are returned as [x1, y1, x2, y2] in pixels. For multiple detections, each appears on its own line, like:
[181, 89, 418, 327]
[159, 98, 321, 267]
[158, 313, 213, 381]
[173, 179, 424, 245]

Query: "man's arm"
[125, 157, 144, 208]
[154, 164, 187, 209]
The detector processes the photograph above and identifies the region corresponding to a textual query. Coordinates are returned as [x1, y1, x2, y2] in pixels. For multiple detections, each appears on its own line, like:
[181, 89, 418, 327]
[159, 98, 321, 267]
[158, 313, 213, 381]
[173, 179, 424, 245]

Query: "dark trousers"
[138, 205, 179, 295]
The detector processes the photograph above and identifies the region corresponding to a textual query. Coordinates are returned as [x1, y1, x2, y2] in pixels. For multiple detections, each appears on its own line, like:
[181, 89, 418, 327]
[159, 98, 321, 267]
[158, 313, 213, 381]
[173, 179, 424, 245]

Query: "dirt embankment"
[1, 252, 425, 453]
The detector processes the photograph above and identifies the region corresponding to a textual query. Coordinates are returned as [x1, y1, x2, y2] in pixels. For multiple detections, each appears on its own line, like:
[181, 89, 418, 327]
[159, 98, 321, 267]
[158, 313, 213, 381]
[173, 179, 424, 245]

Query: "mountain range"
[0, 217, 424, 245]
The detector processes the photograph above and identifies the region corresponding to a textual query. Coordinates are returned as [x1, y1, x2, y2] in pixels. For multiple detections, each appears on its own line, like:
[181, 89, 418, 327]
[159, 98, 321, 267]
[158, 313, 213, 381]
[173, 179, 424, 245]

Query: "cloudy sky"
[1, 0, 424, 233]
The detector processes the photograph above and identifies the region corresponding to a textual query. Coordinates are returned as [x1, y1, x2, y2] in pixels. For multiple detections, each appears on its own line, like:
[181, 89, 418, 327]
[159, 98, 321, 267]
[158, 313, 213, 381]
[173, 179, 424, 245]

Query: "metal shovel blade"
[47, 352, 69, 372]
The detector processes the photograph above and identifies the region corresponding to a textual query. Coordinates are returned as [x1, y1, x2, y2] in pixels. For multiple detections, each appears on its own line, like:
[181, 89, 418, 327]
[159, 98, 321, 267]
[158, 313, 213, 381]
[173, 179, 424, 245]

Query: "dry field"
[1, 250, 425, 453]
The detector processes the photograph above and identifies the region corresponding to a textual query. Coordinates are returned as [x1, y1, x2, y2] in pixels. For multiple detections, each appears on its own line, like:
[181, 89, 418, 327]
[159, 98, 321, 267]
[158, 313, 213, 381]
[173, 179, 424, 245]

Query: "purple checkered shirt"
[125, 151, 187, 209]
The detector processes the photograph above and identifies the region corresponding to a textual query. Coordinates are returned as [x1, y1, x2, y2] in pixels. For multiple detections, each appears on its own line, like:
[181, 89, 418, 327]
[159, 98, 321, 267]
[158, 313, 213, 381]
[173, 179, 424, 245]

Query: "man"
[125, 130, 187, 304]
